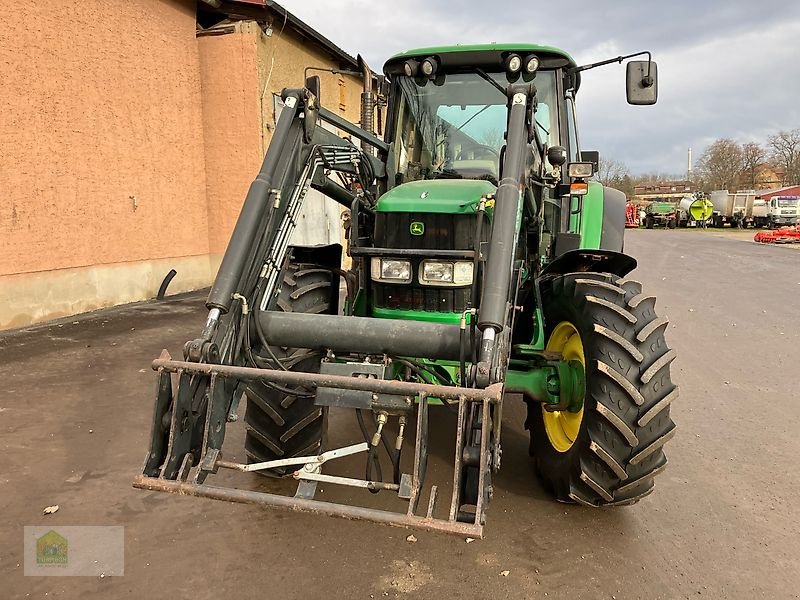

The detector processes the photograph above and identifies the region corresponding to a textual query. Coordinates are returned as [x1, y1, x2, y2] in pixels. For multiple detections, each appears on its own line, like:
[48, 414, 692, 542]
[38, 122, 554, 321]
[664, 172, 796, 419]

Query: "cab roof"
[384, 43, 579, 89]
[383, 43, 580, 90]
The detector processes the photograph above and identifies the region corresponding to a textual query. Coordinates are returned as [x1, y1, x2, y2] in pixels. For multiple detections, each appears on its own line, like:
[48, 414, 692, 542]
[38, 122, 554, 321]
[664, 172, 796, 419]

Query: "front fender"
[580, 182, 626, 253]
[539, 249, 637, 279]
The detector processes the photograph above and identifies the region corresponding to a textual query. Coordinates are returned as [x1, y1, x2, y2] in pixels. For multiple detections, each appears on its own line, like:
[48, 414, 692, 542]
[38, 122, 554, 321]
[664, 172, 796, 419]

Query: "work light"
[504, 54, 522, 74]
[421, 57, 438, 77]
[403, 59, 418, 77]
[524, 54, 540, 73]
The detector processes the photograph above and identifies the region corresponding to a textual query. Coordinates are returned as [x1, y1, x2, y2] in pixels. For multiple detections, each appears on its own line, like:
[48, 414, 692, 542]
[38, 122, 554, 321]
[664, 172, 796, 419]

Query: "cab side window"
[565, 94, 579, 162]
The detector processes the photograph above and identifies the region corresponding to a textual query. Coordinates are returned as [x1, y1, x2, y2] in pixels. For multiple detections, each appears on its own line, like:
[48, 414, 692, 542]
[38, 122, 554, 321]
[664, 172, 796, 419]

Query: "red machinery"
[754, 226, 800, 244]
[625, 202, 640, 228]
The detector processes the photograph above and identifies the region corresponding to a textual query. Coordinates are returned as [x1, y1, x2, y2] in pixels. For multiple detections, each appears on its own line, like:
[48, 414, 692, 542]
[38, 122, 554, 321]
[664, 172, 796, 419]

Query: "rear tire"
[243, 261, 335, 476]
[527, 272, 677, 505]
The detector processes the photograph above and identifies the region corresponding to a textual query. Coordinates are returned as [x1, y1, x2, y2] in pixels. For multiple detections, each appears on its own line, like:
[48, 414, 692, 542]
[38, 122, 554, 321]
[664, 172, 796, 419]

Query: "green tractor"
[643, 201, 678, 229]
[135, 44, 677, 536]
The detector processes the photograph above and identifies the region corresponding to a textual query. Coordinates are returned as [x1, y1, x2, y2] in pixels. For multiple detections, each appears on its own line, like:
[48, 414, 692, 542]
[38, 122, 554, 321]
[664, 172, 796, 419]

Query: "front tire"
[243, 261, 335, 476]
[528, 273, 677, 505]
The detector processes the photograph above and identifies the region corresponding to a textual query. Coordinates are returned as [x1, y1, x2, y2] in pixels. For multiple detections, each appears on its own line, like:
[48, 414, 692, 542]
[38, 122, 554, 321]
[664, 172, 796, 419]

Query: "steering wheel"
[455, 144, 500, 161]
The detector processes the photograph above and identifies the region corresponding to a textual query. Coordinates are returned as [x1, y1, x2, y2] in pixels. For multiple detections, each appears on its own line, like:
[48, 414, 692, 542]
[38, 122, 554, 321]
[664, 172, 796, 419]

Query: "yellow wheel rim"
[542, 322, 585, 452]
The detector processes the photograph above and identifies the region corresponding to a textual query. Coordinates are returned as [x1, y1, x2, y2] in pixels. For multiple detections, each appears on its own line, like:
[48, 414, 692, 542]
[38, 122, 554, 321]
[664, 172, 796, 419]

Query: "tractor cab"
[383, 47, 570, 186]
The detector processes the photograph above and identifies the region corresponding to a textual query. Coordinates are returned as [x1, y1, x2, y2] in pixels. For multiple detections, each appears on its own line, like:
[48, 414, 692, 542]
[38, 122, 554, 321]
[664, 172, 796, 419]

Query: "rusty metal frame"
[134, 356, 503, 537]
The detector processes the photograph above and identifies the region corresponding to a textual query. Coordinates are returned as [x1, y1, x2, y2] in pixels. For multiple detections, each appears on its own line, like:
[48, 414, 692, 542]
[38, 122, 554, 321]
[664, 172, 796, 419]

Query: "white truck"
[758, 196, 800, 228]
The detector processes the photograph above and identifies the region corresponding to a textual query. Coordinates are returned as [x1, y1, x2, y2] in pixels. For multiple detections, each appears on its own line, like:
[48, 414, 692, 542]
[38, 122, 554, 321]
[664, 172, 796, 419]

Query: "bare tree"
[596, 158, 629, 187]
[695, 139, 745, 191]
[741, 142, 766, 189]
[768, 129, 800, 185]
[478, 128, 504, 150]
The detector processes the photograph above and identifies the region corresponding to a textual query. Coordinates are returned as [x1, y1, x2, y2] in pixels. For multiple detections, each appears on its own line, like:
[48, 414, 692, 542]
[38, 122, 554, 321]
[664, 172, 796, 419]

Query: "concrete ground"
[2, 229, 799, 599]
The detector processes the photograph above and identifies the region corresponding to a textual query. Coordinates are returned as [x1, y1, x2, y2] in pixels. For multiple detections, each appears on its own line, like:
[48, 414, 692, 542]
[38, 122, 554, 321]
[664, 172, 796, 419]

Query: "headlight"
[371, 258, 411, 283]
[420, 260, 473, 286]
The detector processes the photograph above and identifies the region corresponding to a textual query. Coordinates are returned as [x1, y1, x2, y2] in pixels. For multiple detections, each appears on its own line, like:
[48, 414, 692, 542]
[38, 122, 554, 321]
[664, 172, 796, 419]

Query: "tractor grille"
[374, 212, 479, 250]
[371, 212, 484, 314]
[372, 259, 474, 313]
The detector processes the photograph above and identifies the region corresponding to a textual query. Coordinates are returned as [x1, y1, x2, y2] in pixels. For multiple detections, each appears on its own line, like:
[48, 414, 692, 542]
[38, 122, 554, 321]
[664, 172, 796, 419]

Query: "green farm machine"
[135, 44, 677, 536]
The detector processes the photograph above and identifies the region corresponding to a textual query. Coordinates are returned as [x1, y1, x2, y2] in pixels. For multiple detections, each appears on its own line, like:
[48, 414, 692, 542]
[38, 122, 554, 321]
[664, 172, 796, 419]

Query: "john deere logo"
[36, 530, 68, 565]
[410, 222, 425, 236]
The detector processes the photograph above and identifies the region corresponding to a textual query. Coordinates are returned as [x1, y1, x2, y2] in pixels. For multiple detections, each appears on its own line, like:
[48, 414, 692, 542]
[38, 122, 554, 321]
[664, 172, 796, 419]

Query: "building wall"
[198, 23, 263, 263]
[0, 4, 368, 330]
[0, 0, 211, 329]
[199, 20, 365, 270]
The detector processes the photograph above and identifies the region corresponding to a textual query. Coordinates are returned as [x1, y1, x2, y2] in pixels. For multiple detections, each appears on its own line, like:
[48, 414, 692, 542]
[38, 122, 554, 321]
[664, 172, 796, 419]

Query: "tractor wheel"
[645, 214, 654, 229]
[243, 261, 335, 476]
[527, 272, 677, 505]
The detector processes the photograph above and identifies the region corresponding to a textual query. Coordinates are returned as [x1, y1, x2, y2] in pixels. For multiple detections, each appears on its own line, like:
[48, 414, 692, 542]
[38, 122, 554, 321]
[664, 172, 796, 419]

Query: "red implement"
[754, 226, 800, 244]
[625, 202, 640, 228]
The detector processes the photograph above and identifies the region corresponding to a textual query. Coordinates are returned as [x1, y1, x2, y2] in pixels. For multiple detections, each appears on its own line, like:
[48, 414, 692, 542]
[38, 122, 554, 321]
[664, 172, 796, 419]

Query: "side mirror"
[580, 150, 600, 172]
[626, 60, 658, 105]
[305, 75, 321, 107]
[378, 75, 390, 99]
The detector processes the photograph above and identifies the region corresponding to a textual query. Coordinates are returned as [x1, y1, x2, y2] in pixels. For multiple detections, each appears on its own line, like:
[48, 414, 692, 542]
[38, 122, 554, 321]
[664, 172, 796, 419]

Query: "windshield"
[777, 198, 799, 208]
[392, 71, 559, 184]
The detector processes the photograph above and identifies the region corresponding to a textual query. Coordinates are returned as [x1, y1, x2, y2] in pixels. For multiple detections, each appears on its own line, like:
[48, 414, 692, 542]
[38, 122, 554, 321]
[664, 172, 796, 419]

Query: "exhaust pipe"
[357, 54, 374, 136]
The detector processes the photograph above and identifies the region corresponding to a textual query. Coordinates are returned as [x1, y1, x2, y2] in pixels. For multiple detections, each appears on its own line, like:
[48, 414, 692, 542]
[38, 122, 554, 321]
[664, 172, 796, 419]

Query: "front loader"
[134, 44, 677, 537]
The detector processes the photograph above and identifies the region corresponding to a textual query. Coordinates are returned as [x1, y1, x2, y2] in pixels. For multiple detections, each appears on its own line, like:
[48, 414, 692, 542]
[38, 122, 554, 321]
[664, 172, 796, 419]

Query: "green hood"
[376, 180, 496, 215]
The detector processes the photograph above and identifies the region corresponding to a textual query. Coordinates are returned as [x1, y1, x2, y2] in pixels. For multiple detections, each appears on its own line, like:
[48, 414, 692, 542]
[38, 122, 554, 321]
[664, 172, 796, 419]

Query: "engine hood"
[376, 180, 496, 215]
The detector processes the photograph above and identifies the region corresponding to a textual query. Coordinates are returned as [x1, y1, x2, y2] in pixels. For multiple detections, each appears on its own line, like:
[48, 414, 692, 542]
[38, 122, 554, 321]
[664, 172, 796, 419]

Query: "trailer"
[677, 194, 713, 227]
[642, 201, 677, 228]
[709, 190, 755, 228]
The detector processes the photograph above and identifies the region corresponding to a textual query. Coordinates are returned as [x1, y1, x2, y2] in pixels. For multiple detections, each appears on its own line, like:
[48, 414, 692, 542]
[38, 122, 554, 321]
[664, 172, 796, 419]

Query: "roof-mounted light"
[403, 59, 418, 77]
[524, 54, 540, 74]
[504, 53, 522, 74]
[421, 56, 439, 77]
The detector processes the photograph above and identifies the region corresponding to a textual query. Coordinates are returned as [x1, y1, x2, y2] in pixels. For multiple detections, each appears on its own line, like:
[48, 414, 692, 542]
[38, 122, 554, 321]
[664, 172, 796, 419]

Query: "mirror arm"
[572, 50, 653, 83]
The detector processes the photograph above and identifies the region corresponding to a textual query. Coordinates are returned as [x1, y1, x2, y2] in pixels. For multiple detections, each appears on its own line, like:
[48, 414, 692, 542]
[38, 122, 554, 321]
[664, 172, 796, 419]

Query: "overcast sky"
[280, 0, 800, 176]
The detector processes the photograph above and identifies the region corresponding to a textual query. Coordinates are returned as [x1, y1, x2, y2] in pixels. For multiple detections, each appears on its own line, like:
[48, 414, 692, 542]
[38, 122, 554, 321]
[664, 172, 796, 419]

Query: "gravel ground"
[2, 228, 798, 599]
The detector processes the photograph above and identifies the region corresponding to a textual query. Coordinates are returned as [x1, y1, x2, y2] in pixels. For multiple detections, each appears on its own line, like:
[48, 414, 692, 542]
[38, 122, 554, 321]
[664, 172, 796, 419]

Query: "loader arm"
[136, 81, 520, 536]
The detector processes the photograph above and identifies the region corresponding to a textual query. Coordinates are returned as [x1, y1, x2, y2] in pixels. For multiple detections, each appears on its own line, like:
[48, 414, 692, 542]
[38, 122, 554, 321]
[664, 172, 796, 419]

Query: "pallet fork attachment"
[134, 353, 503, 537]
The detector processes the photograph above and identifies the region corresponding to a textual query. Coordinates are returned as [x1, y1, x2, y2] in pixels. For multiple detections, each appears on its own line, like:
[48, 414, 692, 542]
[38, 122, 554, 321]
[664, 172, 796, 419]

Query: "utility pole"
[687, 147, 692, 181]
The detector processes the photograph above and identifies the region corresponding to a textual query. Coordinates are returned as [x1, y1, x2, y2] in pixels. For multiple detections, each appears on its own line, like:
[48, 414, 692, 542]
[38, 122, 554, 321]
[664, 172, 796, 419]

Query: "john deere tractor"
[135, 44, 677, 537]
